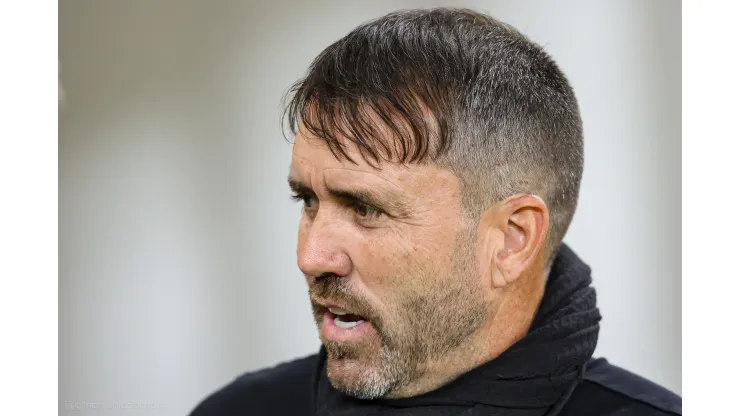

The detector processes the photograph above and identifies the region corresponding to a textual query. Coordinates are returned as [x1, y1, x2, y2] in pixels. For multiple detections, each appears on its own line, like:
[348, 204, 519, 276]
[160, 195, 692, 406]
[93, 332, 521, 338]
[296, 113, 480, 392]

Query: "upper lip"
[312, 299, 360, 315]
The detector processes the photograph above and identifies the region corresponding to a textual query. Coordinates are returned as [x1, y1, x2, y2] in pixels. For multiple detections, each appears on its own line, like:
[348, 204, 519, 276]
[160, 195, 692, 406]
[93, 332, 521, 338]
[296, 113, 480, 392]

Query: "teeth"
[334, 316, 366, 329]
[328, 307, 348, 315]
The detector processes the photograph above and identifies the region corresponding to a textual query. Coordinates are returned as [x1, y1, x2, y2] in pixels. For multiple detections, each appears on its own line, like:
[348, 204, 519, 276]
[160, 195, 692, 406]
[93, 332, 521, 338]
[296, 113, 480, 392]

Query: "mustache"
[308, 274, 376, 321]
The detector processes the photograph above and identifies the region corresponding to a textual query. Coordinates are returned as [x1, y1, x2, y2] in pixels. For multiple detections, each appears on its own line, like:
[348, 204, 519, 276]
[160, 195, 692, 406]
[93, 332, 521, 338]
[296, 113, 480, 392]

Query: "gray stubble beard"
[324, 233, 488, 399]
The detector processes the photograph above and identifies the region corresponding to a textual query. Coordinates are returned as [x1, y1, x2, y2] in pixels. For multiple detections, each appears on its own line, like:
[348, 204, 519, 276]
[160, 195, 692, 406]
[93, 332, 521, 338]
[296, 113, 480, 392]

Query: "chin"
[326, 356, 394, 400]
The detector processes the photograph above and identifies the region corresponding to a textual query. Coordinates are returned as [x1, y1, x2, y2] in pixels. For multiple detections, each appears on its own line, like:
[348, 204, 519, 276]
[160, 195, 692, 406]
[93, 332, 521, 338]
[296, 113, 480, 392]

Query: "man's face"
[289, 125, 490, 399]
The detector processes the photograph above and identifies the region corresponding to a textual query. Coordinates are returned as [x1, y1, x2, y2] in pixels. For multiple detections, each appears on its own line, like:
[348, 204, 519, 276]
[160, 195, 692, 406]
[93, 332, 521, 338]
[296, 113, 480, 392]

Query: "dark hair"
[283, 8, 583, 263]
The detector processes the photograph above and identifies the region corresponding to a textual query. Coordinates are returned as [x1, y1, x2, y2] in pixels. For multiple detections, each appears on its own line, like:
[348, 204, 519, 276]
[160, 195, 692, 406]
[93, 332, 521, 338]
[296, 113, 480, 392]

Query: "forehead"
[289, 125, 459, 195]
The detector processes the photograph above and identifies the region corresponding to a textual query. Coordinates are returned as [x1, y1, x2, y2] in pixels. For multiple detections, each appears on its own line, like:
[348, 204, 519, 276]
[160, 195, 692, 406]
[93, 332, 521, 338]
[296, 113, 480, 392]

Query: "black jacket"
[190, 245, 681, 415]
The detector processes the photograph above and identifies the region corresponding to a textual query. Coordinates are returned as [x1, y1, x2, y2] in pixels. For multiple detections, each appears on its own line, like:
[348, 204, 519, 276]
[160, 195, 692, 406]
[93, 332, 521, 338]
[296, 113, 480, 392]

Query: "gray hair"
[284, 8, 583, 263]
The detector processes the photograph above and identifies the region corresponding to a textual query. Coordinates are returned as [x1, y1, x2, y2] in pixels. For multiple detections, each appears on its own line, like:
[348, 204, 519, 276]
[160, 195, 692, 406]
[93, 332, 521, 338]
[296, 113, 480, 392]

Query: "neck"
[386, 266, 547, 399]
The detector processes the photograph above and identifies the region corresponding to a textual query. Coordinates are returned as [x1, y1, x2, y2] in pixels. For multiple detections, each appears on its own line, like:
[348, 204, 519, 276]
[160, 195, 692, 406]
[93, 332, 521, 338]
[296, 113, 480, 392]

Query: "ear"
[482, 194, 549, 289]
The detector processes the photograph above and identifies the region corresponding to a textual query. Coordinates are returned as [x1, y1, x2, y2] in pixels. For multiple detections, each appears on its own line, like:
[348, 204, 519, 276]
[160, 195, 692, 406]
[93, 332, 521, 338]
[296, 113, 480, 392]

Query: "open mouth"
[328, 306, 367, 329]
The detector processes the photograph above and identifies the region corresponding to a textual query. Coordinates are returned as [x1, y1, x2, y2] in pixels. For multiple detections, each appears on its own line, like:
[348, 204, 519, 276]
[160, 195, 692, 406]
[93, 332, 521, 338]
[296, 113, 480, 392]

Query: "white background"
[58, 1, 680, 414]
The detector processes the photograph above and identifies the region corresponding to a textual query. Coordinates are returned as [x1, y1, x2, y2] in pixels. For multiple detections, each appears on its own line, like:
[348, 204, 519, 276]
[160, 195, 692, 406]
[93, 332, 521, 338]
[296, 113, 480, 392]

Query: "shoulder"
[560, 358, 682, 415]
[189, 353, 319, 416]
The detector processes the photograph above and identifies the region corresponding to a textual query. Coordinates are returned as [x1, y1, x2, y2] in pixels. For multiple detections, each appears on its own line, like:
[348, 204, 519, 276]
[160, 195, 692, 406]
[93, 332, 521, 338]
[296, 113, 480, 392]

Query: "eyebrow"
[287, 177, 411, 217]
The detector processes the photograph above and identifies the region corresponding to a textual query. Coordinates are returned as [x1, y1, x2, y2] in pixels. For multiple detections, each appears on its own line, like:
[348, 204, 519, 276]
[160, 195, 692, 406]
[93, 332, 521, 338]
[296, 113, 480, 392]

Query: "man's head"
[285, 8, 583, 399]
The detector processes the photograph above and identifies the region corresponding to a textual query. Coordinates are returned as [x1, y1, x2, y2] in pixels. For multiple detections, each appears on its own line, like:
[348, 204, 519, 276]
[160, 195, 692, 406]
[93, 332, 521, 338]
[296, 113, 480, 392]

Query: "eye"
[352, 202, 383, 219]
[290, 193, 317, 209]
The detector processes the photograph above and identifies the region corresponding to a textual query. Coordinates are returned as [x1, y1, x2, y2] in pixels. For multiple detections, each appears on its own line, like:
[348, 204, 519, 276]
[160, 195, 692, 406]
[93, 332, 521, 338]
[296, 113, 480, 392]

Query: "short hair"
[283, 8, 584, 264]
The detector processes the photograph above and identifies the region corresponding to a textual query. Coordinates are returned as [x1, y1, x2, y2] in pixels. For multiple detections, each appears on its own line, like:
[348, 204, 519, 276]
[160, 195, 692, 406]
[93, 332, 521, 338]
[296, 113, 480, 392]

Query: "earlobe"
[491, 266, 509, 288]
[491, 242, 524, 288]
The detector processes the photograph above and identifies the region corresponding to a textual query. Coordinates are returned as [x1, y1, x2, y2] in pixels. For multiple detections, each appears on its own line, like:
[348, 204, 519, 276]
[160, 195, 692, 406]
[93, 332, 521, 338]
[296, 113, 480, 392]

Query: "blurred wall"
[59, 1, 681, 414]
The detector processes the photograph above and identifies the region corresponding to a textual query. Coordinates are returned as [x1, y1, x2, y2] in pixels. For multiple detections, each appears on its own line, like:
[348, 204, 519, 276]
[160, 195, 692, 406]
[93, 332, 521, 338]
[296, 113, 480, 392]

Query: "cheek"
[353, 238, 398, 283]
[354, 232, 445, 300]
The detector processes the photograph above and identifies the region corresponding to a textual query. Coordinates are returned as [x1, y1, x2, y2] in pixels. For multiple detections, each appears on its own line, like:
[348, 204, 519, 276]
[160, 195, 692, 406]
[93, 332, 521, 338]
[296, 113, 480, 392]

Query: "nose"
[297, 209, 352, 281]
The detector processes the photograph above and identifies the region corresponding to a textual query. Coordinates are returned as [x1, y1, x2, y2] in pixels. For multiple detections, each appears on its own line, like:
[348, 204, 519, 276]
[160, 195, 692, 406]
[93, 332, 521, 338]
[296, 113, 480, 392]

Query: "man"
[191, 8, 681, 416]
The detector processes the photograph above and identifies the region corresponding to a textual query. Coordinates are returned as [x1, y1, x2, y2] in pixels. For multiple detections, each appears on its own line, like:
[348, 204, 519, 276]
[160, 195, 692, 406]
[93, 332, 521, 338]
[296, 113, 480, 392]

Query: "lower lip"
[321, 311, 376, 343]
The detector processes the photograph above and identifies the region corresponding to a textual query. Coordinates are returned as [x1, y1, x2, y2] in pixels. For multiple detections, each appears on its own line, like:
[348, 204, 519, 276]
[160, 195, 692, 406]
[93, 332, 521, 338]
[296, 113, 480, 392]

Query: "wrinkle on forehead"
[291, 132, 401, 186]
[290, 126, 463, 216]
[293, 131, 453, 181]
